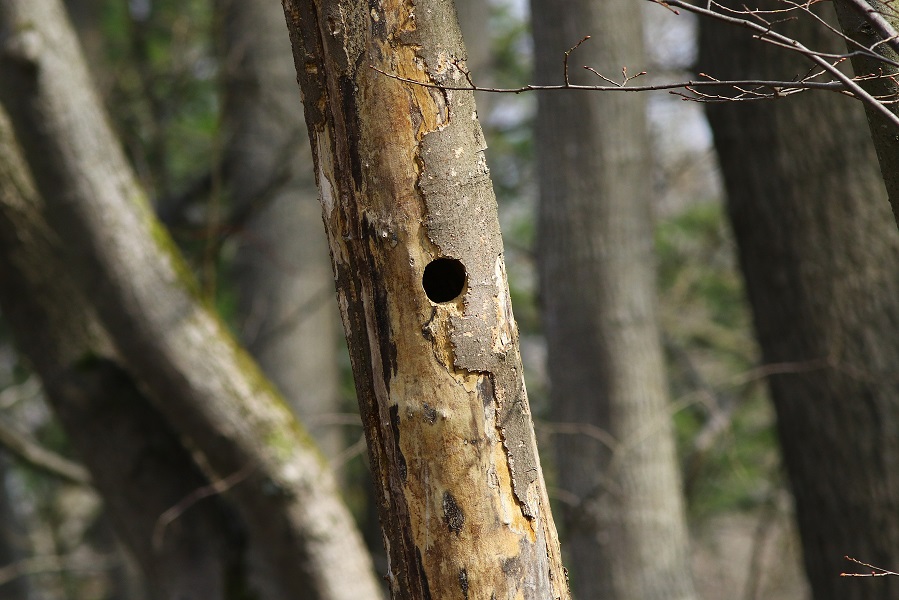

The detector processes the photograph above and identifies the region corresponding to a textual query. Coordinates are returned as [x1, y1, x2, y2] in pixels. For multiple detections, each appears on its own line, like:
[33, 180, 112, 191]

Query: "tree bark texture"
[0, 2, 382, 599]
[530, 1, 697, 599]
[0, 108, 245, 600]
[221, 0, 345, 461]
[700, 5, 899, 598]
[280, 1, 570, 598]
[832, 0, 899, 225]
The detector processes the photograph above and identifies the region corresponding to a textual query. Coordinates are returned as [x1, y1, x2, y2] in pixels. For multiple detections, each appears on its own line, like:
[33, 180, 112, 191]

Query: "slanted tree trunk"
[0, 107, 245, 600]
[700, 4, 899, 598]
[530, 1, 697, 598]
[832, 0, 899, 223]
[220, 0, 344, 461]
[0, 2, 381, 599]
[280, 1, 570, 598]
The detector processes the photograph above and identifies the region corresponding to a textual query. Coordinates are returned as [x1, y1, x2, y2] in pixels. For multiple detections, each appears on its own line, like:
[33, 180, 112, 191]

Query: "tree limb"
[0, 415, 91, 485]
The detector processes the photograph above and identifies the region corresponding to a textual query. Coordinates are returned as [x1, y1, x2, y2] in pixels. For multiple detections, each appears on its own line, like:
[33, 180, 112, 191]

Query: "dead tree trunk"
[280, 1, 570, 598]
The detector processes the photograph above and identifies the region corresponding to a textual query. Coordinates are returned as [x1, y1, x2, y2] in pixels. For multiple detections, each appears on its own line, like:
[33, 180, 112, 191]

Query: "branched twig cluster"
[371, 0, 899, 128]
[653, 0, 899, 126]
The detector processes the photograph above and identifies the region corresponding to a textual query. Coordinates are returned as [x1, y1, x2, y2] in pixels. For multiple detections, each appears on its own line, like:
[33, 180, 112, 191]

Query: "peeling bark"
[281, 1, 569, 598]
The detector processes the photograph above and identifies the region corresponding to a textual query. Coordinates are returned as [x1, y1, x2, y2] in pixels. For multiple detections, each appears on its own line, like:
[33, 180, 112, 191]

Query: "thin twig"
[372, 0, 899, 114]
[649, 0, 681, 14]
[371, 64, 849, 95]
[330, 434, 368, 470]
[563, 36, 592, 85]
[152, 462, 255, 550]
[583, 65, 648, 86]
[536, 421, 620, 452]
[841, 555, 899, 576]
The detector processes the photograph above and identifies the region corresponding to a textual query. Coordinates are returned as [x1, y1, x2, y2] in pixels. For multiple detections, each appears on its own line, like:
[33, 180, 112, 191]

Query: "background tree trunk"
[700, 4, 899, 598]
[0, 107, 245, 600]
[529, 1, 697, 598]
[280, 0, 570, 598]
[832, 0, 899, 223]
[220, 0, 344, 461]
[0, 2, 382, 599]
[455, 0, 494, 121]
[0, 455, 32, 599]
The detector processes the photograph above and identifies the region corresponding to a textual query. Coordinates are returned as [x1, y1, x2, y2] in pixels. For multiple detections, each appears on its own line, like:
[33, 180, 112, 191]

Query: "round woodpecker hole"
[422, 258, 467, 303]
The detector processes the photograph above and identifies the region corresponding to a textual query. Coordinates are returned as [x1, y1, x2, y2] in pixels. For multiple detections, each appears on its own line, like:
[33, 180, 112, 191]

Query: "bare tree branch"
[152, 462, 255, 551]
[0, 415, 91, 485]
[370, 0, 899, 129]
[654, 0, 899, 124]
[370, 63, 850, 96]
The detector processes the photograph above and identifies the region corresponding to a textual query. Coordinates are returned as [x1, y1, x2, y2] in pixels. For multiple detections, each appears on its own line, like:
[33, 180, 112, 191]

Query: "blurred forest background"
[3, 0, 896, 597]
